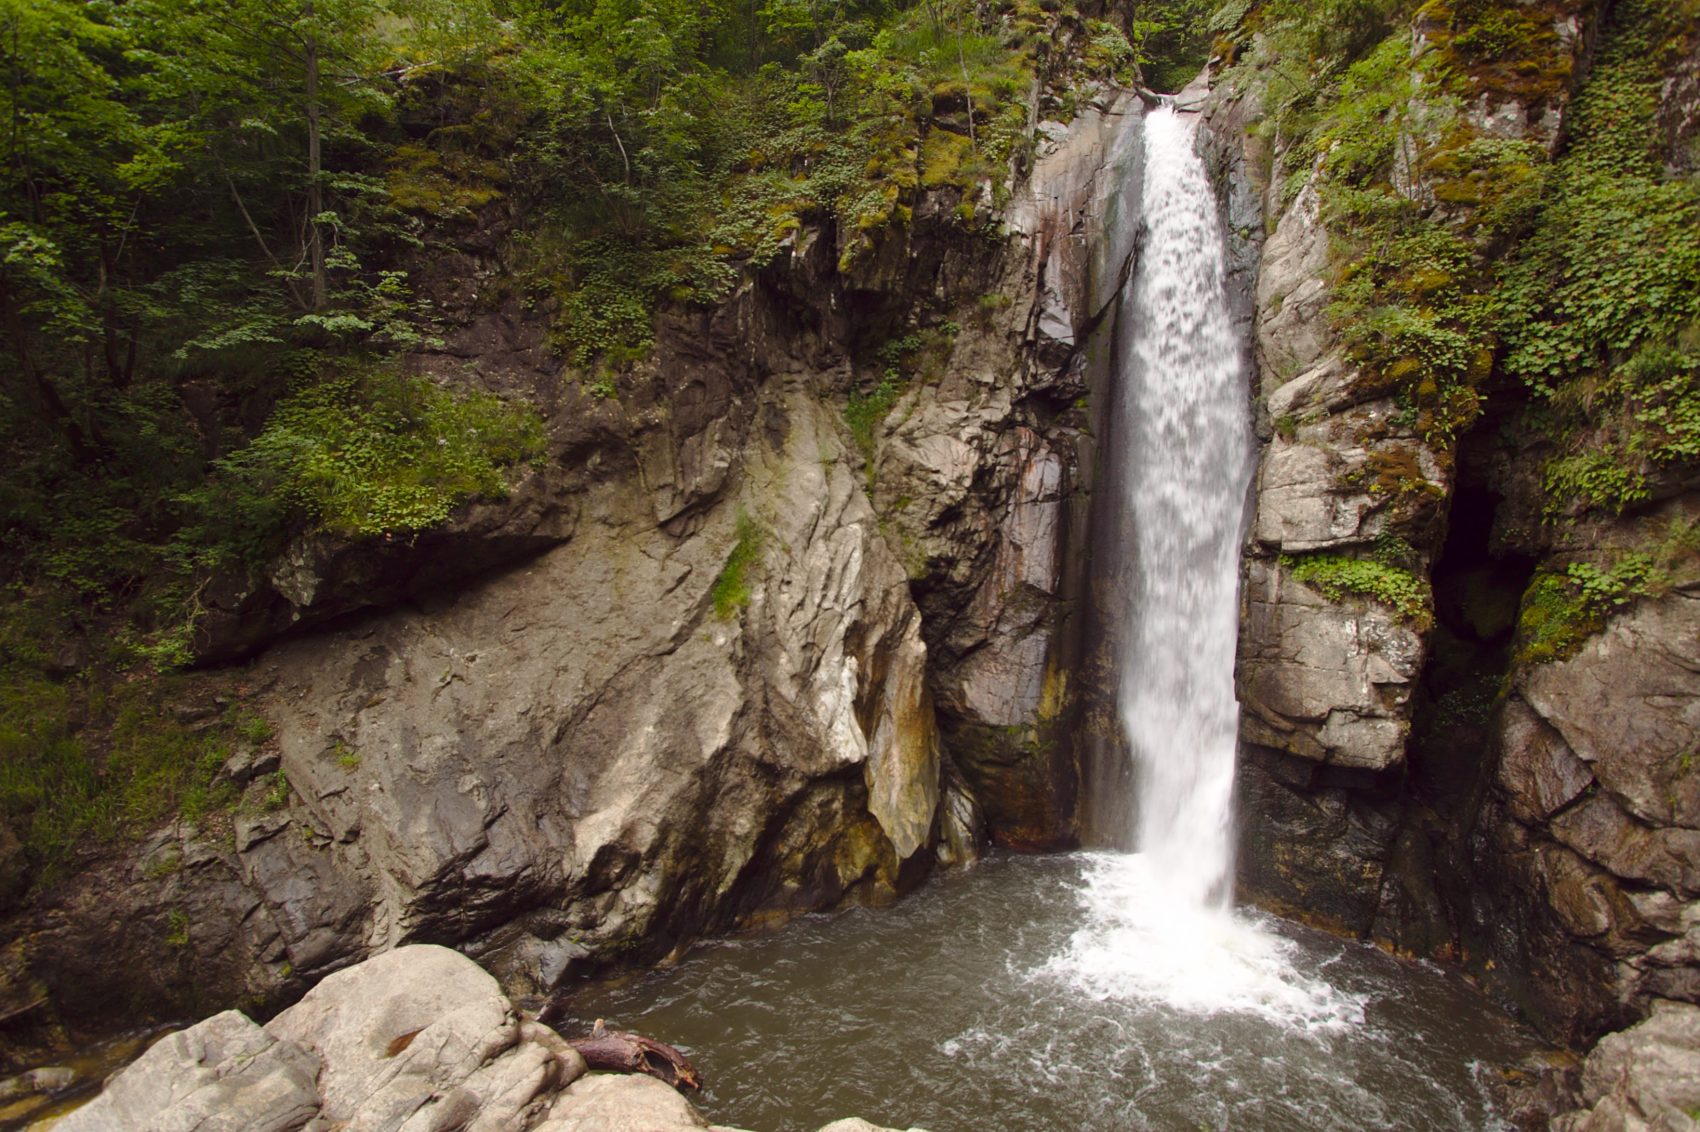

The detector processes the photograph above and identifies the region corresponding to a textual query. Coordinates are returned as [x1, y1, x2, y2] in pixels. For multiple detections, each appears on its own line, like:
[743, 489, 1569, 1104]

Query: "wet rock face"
[871, 90, 1148, 852]
[1470, 592, 1700, 1040]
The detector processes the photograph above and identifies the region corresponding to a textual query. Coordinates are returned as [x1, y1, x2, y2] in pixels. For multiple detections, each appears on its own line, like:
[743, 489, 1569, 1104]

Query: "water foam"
[1043, 852, 1365, 1030]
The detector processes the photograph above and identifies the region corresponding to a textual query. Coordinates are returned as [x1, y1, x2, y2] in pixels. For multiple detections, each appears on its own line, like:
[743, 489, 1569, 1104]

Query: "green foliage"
[264, 769, 291, 812]
[0, 606, 261, 886]
[711, 511, 767, 621]
[1229, 0, 1699, 490]
[331, 739, 361, 772]
[183, 365, 545, 560]
[1286, 552, 1431, 623]
[1514, 525, 1696, 665]
[844, 327, 955, 461]
[1490, 0, 1700, 515]
[846, 376, 904, 458]
[233, 711, 275, 746]
[165, 908, 191, 948]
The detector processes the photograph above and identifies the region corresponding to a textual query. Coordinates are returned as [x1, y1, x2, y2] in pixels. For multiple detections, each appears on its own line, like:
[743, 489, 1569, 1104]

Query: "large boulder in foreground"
[56, 945, 579, 1132]
[57, 944, 929, 1132]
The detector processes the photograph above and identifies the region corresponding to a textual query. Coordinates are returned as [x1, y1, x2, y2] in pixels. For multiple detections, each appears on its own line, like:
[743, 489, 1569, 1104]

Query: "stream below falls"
[561, 852, 1542, 1132]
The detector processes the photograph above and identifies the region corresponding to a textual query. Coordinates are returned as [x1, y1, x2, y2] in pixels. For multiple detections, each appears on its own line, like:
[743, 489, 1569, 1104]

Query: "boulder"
[57, 946, 584, 1132]
[536, 1074, 711, 1132]
[1552, 1000, 1700, 1131]
[54, 1010, 320, 1132]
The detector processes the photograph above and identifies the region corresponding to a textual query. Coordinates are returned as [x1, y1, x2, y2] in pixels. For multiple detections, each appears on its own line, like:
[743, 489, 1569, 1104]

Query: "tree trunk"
[304, 3, 326, 312]
[565, 1024, 702, 1092]
[0, 283, 95, 460]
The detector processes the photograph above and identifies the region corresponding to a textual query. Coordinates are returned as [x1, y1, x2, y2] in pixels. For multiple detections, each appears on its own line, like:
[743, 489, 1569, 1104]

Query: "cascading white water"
[1118, 104, 1250, 911]
[1047, 105, 1360, 1027]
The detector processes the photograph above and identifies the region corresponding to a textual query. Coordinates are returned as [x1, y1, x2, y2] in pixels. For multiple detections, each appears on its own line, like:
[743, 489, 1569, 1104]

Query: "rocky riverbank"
[49, 945, 926, 1132]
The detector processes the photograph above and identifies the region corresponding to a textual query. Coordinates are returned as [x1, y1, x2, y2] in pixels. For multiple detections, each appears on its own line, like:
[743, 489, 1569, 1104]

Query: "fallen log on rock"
[566, 1019, 702, 1092]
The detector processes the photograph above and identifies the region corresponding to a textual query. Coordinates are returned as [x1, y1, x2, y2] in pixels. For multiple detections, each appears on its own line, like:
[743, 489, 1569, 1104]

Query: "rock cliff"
[1, 87, 1148, 1045]
[1200, 0, 1700, 1087]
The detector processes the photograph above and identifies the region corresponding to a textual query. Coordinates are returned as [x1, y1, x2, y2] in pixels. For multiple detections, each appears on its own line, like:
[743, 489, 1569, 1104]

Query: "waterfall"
[1117, 104, 1250, 912]
[1045, 106, 1360, 1028]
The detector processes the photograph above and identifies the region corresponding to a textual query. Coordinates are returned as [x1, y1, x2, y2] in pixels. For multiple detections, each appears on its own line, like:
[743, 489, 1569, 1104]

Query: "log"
[566, 1020, 702, 1092]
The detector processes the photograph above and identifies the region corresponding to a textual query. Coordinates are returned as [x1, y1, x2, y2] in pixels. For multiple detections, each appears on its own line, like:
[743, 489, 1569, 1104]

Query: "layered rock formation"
[3, 86, 1149, 1042]
[1197, 0, 1700, 1091]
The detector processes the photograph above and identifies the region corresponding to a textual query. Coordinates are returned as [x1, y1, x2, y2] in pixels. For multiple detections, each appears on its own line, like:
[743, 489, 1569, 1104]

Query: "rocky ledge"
[56, 945, 924, 1132]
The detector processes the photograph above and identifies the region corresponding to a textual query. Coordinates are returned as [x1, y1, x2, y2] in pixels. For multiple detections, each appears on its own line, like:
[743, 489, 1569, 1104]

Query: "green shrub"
[711, 512, 767, 621]
[1286, 552, 1431, 623]
[183, 364, 546, 565]
[0, 652, 255, 886]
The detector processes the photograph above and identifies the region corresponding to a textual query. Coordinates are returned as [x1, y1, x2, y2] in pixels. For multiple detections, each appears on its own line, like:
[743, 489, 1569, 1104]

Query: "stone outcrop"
[5, 86, 1150, 1045]
[1551, 1000, 1700, 1131]
[56, 944, 927, 1132]
[1195, 0, 1623, 944]
[874, 89, 1144, 850]
[1466, 585, 1700, 1040]
[1200, 0, 1700, 1085]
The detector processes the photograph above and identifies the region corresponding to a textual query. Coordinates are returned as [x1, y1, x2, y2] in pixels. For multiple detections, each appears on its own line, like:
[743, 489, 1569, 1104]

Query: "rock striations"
[3, 87, 1147, 1046]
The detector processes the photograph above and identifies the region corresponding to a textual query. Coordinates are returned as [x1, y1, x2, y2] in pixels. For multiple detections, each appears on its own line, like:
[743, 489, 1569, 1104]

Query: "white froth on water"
[1043, 852, 1366, 1031]
[1050, 104, 1362, 1029]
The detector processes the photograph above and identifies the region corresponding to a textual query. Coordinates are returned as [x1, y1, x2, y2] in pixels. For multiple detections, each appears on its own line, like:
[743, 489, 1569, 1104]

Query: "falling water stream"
[1047, 105, 1348, 1024]
[561, 106, 1542, 1131]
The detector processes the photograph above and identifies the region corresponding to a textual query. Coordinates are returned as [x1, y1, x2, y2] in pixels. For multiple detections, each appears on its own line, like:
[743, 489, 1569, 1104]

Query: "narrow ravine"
[557, 108, 1542, 1132]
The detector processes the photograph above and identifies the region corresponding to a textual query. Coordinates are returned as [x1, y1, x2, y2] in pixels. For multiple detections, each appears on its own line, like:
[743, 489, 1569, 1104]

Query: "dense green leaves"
[1492, 0, 1700, 515]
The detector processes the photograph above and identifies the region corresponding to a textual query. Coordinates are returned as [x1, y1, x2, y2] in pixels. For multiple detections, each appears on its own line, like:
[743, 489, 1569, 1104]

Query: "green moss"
[711, 512, 767, 621]
[920, 128, 976, 190]
[0, 632, 258, 887]
[1286, 552, 1431, 623]
[386, 142, 506, 219]
[1513, 571, 1598, 666]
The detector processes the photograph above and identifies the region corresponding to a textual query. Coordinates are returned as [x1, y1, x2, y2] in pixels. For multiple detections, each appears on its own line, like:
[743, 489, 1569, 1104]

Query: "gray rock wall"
[1201, 0, 1700, 1069]
[8, 89, 1149, 1037]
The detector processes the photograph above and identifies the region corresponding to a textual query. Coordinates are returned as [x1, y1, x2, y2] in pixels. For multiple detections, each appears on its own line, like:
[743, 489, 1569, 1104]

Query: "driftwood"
[566, 1019, 702, 1091]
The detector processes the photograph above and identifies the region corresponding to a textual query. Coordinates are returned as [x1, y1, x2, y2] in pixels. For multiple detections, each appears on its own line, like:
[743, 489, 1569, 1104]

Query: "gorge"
[1, 0, 1698, 1128]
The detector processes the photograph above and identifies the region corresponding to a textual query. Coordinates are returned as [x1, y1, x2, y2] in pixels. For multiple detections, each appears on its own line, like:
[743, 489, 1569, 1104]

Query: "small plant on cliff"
[331, 739, 361, 773]
[846, 377, 904, 461]
[1285, 552, 1431, 624]
[711, 512, 768, 621]
[164, 909, 191, 948]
